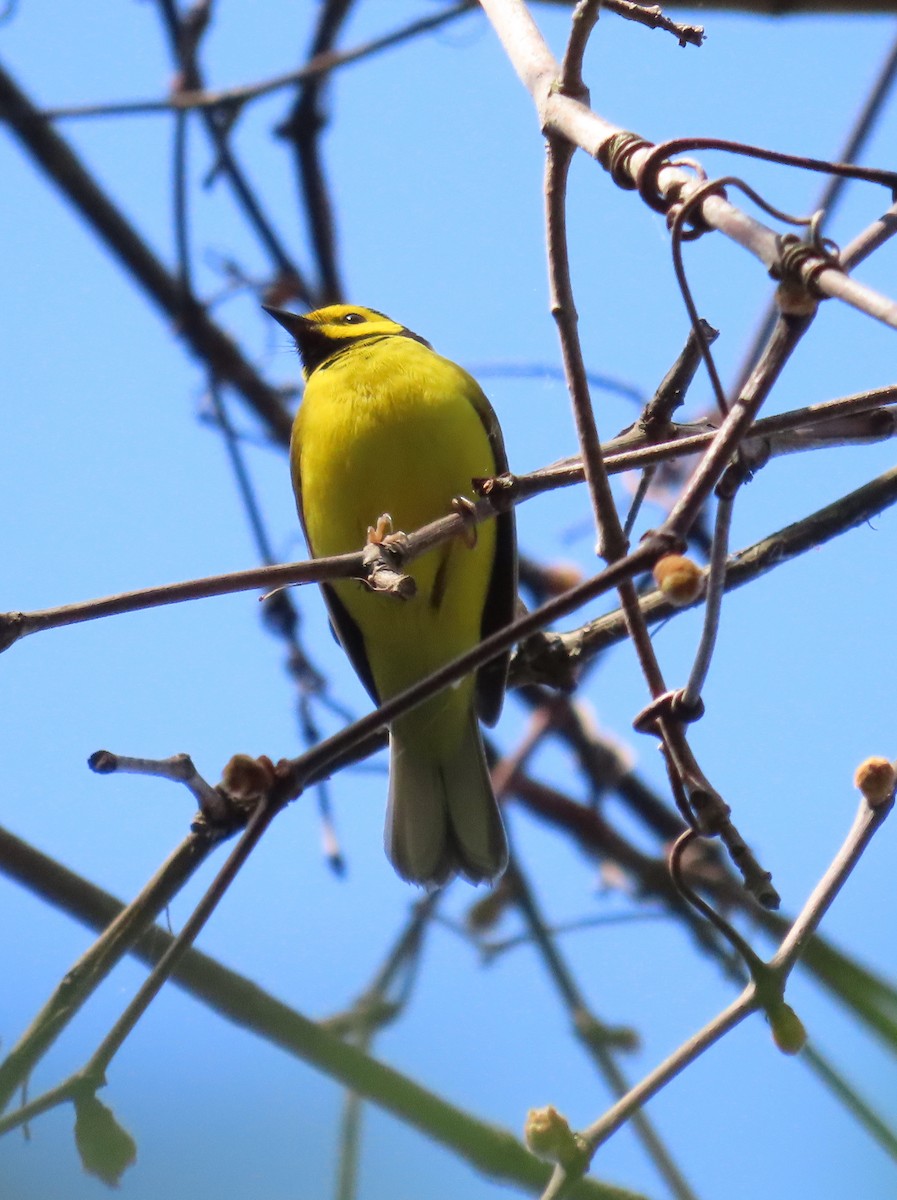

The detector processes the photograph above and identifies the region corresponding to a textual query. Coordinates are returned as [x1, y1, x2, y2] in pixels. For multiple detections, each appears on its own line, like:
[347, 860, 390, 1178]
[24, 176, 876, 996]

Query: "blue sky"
[1, 4, 896, 1199]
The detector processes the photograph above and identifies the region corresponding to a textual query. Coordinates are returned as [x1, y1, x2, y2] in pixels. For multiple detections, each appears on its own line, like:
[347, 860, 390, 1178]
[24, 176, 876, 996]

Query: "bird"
[264, 303, 516, 887]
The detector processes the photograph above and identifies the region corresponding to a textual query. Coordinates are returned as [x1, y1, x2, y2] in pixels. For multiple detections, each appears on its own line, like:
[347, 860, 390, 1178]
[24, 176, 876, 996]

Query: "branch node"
[360, 522, 416, 598]
[473, 469, 518, 508]
[573, 1007, 640, 1053]
[0, 610, 25, 653]
[594, 129, 648, 191]
[509, 629, 582, 692]
[770, 219, 843, 304]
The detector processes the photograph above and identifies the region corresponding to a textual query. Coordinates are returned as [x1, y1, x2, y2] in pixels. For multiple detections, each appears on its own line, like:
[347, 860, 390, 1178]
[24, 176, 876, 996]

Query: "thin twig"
[732, 28, 897, 393]
[84, 793, 283, 1083]
[206, 375, 344, 859]
[328, 893, 439, 1199]
[681, 491, 734, 708]
[546, 140, 624, 563]
[0, 62, 294, 443]
[539, 790, 892, 1196]
[662, 315, 812, 543]
[277, 0, 354, 302]
[41, 3, 478, 121]
[6, 378, 896, 656]
[172, 109, 192, 296]
[0, 826, 219, 1113]
[602, 0, 704, 47]
[155, 0, 310, 295]
[840, 199, 897, 269]
[770, 796, 893, 977]
[554, 461, 897, 669]
[0, 841, 638, 1200]
[509, 857, 700, 1200]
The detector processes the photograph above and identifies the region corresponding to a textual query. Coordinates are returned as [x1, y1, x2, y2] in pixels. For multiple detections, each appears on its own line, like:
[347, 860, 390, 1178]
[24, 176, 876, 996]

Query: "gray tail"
[385, 716, 508, 888]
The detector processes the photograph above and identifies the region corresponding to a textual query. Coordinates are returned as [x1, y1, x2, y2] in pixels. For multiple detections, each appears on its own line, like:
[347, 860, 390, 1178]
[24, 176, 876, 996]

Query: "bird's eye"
[342, 312, 366, 325]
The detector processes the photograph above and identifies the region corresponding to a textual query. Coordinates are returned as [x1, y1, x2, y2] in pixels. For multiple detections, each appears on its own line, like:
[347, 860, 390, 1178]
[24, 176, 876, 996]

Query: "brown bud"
[220, 754, 276, 802]
[652, 554, 703, 606]
[853, 756, 896, 808]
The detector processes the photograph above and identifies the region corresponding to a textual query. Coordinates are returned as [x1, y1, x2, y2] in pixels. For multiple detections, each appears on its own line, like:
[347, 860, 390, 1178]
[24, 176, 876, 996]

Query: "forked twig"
[537, 788, 893, 1198]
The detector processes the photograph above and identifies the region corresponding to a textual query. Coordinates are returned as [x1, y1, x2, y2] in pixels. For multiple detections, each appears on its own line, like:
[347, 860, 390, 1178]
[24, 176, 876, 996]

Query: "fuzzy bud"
[853, 756, 896, 808]
[220, 754, 276, 802]
[652, 554, 703, 606]
[524, 1105, 582, 1167]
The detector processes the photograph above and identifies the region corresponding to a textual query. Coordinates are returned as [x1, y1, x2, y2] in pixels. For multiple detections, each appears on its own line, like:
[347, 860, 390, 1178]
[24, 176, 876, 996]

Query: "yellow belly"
[293, 336, 497, 752]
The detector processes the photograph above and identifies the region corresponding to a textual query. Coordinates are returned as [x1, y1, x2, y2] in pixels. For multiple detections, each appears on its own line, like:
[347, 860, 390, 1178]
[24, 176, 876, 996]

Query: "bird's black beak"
[263, 305, 335, 372]
[262, 305, 313, 340]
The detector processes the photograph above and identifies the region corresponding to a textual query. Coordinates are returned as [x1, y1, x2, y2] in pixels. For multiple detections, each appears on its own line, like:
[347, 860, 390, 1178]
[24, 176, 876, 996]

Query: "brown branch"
[155, 0, 311, 296]
[0, 60, 293, 444]
[507, 857, 700, 1200]
[730, 28, 897, 393]
[601, 0, 703, 46]
[5, 376, 896, 656]
[551, 461, 897, 668]
[41, 3, 478, 121]
[272, 534, 673, 802]
[276, 0, 355, 303]
[663, 315, 811, 542]
[542, 2, 792, 905]
[479, 1, 897, 332]
[0, 550, 363, 652]
[539, 789, 893, 1198]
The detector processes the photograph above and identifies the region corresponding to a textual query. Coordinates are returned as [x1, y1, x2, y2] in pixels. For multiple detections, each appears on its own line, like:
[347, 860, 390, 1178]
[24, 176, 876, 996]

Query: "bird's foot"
[451, 495, 478, 549]
[366, 513, 411, 558]
[366, 512, 395, 545]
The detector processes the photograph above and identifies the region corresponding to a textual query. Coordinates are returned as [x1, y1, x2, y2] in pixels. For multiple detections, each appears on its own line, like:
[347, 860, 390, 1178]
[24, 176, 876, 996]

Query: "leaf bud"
[524, 1105, 583, 1167]
[853, 756, 896, 808]
[768, 1001, 807, 1056]
[652, 554, 703, 606]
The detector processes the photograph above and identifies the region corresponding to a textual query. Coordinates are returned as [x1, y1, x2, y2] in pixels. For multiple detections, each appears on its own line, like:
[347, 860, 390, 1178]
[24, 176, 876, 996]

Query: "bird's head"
[263, 303, 429, 375]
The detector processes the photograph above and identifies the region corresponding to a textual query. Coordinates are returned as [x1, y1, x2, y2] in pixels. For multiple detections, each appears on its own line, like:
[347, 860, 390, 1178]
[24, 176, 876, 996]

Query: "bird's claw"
[367, 513, 394, 546]
[451, 496, 478, 548]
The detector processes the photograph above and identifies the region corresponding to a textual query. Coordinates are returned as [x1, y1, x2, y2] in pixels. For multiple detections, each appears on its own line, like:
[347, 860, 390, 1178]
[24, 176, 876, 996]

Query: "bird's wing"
[321, 582, 380, 705]
[293, 463, 381, 706]
[465, 377, 517, 728]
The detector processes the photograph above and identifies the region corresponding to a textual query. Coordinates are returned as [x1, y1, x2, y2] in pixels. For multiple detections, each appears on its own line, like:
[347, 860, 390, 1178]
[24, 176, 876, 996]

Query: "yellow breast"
[292, 335, 498, 711]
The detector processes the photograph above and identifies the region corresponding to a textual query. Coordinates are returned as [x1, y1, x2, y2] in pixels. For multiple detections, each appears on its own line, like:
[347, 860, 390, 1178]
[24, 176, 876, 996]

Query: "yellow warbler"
[266, 304, 516, 886]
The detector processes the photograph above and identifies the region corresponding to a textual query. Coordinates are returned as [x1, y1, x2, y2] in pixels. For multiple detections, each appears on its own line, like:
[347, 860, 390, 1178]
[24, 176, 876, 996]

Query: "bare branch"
[479, 1, 897, 332]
